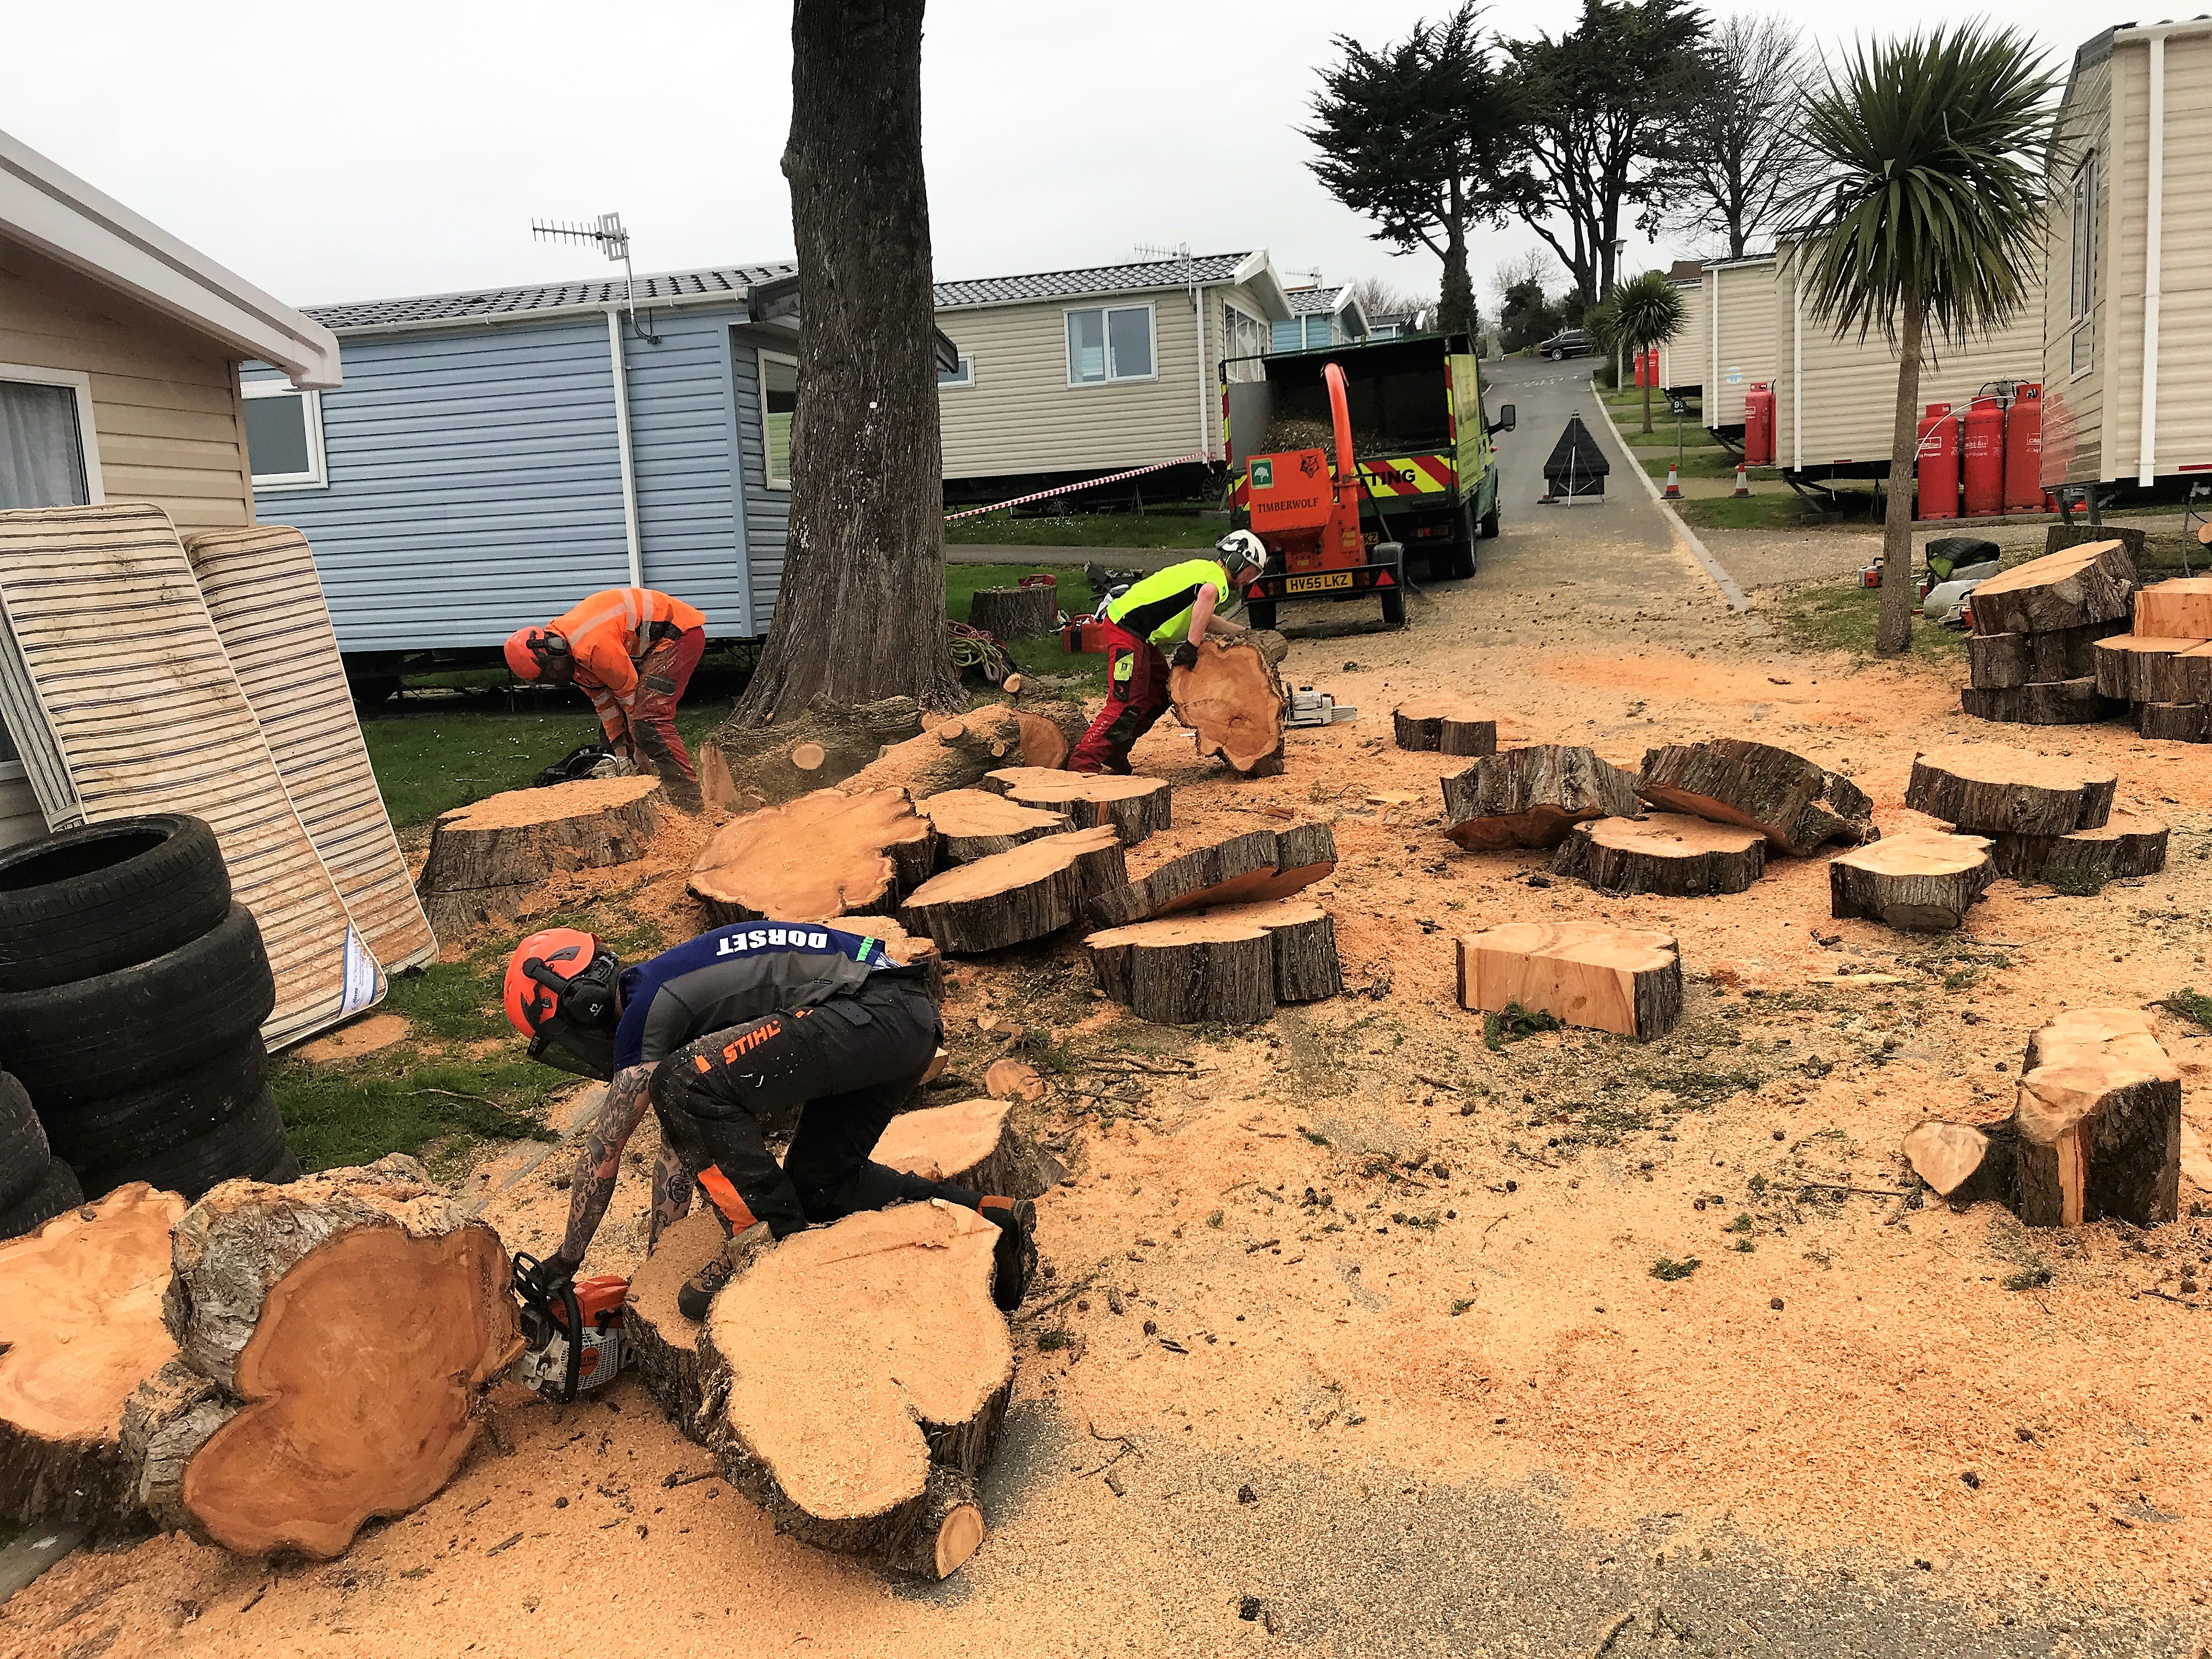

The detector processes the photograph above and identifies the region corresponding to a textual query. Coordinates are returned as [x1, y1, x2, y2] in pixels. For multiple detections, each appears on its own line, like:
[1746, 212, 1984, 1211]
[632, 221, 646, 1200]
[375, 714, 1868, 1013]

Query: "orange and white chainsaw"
[512, 1254, 630, 1402]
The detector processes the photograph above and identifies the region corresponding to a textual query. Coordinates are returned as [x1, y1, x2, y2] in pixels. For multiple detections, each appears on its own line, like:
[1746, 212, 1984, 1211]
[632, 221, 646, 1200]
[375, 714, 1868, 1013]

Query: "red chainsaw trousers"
[1069, 620, 1170, 774]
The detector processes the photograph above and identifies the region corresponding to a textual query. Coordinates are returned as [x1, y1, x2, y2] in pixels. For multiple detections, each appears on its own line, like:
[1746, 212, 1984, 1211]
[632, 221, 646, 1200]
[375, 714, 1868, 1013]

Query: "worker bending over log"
[504, 924, 1032, 1319]
[1069, 532, 1267, 774]
[505, 588, 709, 812]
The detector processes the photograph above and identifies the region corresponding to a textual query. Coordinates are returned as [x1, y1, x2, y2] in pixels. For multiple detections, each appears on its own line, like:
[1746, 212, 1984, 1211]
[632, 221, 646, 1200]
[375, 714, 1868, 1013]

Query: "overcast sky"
[4, 0, 2107, 312]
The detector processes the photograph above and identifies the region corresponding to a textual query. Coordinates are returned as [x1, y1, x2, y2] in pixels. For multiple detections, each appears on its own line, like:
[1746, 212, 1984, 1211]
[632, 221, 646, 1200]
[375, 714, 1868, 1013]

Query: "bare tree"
[1348, 274, 1429, 321]
[1487, 248, 1556, 312]
[1655, 14, 1821, 258]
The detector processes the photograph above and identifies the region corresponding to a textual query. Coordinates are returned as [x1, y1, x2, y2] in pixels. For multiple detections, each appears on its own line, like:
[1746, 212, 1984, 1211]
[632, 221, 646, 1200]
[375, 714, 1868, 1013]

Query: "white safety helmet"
[1216, 529, 1268, 579]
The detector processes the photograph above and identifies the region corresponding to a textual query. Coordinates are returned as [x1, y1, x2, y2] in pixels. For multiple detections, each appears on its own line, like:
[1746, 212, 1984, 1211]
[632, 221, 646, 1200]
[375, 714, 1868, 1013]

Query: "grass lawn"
[1641, 452, 1774, 481]
[1675, 493, 1879, 531]
[1773, 580, 1970, 668]
[1623, 425, 1722, 449]
[946, 509, 1223, 550]
[947, 562, 1110, 696]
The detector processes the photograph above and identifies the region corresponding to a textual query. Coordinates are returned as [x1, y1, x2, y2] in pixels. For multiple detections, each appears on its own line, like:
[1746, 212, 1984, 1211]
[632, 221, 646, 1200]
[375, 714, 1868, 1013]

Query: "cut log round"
[983, 768, 1172, 845]
[1904, 745, 2116, 837]
[1085, 898, 1340, 1025]
[2131, 575, 2212, 638]
[836, 915, 945, 999]
[1968, 623, 2127, 690]
[693, 1200, 1014, 1578]
[872, 1098, 1059, 1199]
[415, 776, 661, 932]
[919, 789, 1071, 865]
[1903, 1119, 2017, 1205]
[1634, 740, 1875, 855]
[1440, 745, 1641, 850]
[1966, 540, 2137, 636]
[1168, 637, 1287, 776]
[1994, 809, 2169, 890]
[1454, 922, 1681, 1039]
[898, 825, 1127, 954]
[0, 1183, 185, 1526]
[1827, 832, 1995, 931]
[1391, 697, 1499, 757]
[688, 787, 936, 926]
[623, 1208, 724, 1440]
[2013, 1008, 2181, 1228]
[982, 1059, 1045, 1103]
[1086, 823, 1338, 927]
[2136, 702, 2210, 743]
[844, 703, 1090, 800]
[125, 1155, 518, 1558]
[2174, 642, 2212, 706]
[707, 693, 928, 809]
[1960, 677, 2112, 725]
[1551, 814, 1765, 896]
[2070, 809, 2172, 878]
[968, 585, 1057, 640]
[2092, 635, 2204, 703]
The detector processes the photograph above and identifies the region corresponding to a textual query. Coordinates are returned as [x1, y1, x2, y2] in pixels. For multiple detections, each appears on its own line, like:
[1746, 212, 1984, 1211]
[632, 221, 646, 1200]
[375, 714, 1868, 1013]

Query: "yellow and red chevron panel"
[1355, 454, 1455, 496]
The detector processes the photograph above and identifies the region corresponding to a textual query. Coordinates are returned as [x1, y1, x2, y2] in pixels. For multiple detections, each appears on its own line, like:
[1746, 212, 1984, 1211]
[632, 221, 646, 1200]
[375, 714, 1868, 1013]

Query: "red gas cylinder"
[1961, 394, 2006, 517]
[1742, 383, 1775, 466]
[2004, 384, 2043, 512]
[1916, 403, 1960, 521]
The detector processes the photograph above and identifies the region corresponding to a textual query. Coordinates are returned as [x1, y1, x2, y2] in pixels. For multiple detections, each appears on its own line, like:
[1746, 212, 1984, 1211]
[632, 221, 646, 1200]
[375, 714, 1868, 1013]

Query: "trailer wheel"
[1246, 600, 1277, 631]
[1380, 586, 1407, 628]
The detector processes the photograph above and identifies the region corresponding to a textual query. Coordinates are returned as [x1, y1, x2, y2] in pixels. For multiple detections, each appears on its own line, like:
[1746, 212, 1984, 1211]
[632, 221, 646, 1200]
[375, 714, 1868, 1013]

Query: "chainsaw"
[512, 1253, 631, 1403]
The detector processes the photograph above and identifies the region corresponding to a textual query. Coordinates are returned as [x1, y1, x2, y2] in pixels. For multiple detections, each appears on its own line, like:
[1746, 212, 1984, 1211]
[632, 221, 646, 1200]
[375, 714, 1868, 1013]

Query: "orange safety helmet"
[503, 626, 574, 684]
[505, 927, 620, 1036]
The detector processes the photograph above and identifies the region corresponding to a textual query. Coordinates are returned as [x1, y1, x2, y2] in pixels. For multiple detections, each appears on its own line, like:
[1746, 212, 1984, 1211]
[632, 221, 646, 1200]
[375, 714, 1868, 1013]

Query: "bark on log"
[1904, 745, 2116, 836]
[1968, 623, 2129, 690]
[1551, 814, 1766, 896]
[693, 1201, 1013, 1578]
[689, 787, 936, 925]
[0, 1183, 185, 1526]
[1085, 898, 1340, 1024]
[123, 1155, 518, 1558]
[1085, 823, 1338, 927]
[2137, 702, 2211, 743]
[1454, 922, 1681, 1039]
[1967, 541, 2138, 636]
[841, 703, 1091, 800]
[967, 586, 1057, 640]
[1960, 678, 2112, 725]
[983, 767, 1172, 845]
[2131, 576, 2212, 639]
[708, 694, 928, 809]
[1903, 1119, 2017, 1205]
[2074, 809, 2172, 878]
[898, 825, 1127, 953]
[1827, 832, 1996, 931]
[919, 789, 1071, 865]
[623, 1209, 724, 1441]
[872, 1098, 1060, 1200]
[1169, 638, 1287, 776]
[1391, 698, 1499, 757]
[1246, 628, 1291, 667]
[1993, 810, 2170, 889]
[415, 776, 661, 933]
[2172, 642, 2212, 706]
[2093, 635, 2207, 703]
[1634, 739, 1875, 855]
[1441, 746, 1642, 850]
[2013, 1008, 2181, 1228]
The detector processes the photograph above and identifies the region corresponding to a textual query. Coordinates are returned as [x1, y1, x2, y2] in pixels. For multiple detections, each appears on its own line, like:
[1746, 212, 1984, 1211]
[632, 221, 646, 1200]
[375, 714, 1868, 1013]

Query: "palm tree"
[1587, 271, 1687, 433]
[1786, 25, 2057, 656]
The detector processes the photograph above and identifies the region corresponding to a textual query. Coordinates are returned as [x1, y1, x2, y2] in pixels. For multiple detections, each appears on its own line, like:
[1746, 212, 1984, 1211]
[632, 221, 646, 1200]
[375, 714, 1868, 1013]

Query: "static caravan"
[2042, 21, 2212, 494]
[1660, 270, 1703, 394]
[1772, 238, 2046, 479]
[1700, 253, 1779, 432]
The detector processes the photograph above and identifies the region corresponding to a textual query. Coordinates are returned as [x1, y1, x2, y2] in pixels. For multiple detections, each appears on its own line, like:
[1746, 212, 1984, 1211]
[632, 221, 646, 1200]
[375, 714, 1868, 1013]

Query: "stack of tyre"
[0, 814, 298, 1233]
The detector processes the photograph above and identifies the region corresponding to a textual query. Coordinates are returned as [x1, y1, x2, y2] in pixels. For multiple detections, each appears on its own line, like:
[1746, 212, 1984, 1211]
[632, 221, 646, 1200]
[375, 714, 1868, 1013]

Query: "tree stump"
[836, 915, 946, 999]
[1827, 832, 1995, 930]
[1169, 637, 1287, 777]
[414, 776, 660, 933]
[1551, 814, 1766, 896]
[1392, 697, 1499, 757]
[919, 789, 1071, 865]
[2131, 575, 2212, 638]
[2093, 636, 2205, 704]
[1440, 746, 1641, 850]
[842, 702, 1090, 799]
[1454, 922, 1681, 1039]
[707, 693, 927, 810]
[1968, 623, 2127, 690]
[1960, 678, 2112, 725]
[1966, 540, 2137, 636]
[967, 585, 1057, 640]
[121, 1155, 517, 1558]
[2013, 1009, 2181, 1228]
[872, 1098, 1060, 1200]
[689, 787, 936, 925]
[984, 767, 1172, 845]
[1904, 745, 2116, 836]
[1634, 739, 1875, 855]
[898, 825, 1127, 953]
[0, 1183, 185, 1526]
[1085, 898, 1340, 1024]
[693, 1200, 1013, 1578]
[1086, 824, 1338, 927]
[623, 1209, 724, 1440]
[2137, 702, 2211, 743]
[1903, 1119, 2017, 1205]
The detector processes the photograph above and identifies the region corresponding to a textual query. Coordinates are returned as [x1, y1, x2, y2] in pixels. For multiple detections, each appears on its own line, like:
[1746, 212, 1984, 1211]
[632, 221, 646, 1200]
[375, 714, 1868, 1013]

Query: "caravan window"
[2069, 155, 2097, 325]
[0, 365, 102, 510]
[761, 351, 798, 488]
[1066, 306, 1154, 384]
[243, 382, 326, 489]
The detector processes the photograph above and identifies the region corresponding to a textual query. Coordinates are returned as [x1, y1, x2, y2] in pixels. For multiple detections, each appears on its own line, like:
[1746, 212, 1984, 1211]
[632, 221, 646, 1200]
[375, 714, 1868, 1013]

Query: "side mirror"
[1488, 403, 1517, 436]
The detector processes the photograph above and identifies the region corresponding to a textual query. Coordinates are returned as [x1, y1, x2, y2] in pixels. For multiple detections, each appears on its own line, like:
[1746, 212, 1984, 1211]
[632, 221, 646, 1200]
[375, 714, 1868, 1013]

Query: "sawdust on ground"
[292, 1012, 411, 1063]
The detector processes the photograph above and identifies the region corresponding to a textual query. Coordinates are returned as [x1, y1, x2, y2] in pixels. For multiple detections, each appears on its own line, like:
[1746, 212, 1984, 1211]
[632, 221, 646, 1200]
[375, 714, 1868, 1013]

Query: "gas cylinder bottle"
[1916, 403, 1960, 521]
[1742, 383, 1775, 467]
[2004, 384, 2044, 513]
[1961, 394, 2006, 517]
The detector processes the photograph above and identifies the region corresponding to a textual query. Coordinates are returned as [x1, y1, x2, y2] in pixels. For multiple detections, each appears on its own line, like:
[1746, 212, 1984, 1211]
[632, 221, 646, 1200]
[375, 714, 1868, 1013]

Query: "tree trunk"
[2013, 1009, 2181, 1228]
[708, 694, 927, 810]
[843, 703, 1090, 800]
[1437, 193, 1474, 337]
[1876, 295, 1927, 656]
[732, 0, 960, 724]
[967, 586, 1056, 641]
[1639, 351, 1654, 435]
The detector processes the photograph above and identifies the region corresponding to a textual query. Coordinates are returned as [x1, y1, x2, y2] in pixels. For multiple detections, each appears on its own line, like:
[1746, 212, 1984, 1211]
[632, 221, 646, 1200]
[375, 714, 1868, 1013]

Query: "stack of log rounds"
[1440, 746, 1641, 849]
[1168, 637, 1287, 776]
[2085, 577, 2212, 743]
[0, 1183, 185, 1525]
[872, 1097, 1060, 1200]
[919, 789, 1071, 865]
[1904, 744, 2126, 887]
[693, 1200, 1014, 1579]
[689, 787, 936, 924]
[2013, 1008, 2180, 1227]
[837, 914, 946, 998]
[1085, 897, 1341, 1024]
[1961, 540, 2136, 725]
[1827, 833, 1995, 932]
[1086, 824, 1338, 927]
[1551, 814, 1766, 896]
[1454, 922, 1682, 1039]
[414, 776, 661, 932]
[967, 584, 1057, 640]
[1391, 697, 1498, 757]
[2132, 575, 2212, 636]
[623, 1208, 724, 1438]
[984, 768, 1171, 845]
[898, 825, 1127, 953]
[1990, 809, 2171, 887]
[1635, 740, 1876, 855]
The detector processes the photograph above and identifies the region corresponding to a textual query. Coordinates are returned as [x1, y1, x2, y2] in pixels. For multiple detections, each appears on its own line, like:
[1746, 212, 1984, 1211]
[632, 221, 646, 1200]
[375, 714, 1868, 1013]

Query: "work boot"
[677, 1221, 776, 1321]
[977, 1197, 1036, 1312]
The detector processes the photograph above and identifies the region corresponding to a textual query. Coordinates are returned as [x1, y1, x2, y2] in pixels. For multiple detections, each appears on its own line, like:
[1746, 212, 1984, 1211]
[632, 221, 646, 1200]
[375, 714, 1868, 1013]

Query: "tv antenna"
[1136, 240, 1197, 309]
[532, 211, 658, 341]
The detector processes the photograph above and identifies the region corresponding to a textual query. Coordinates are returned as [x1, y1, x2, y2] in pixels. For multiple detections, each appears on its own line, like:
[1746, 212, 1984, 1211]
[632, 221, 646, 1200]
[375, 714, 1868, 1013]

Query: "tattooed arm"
[550, 1063, 653, 1272]
[647, 1139, 694, 1249]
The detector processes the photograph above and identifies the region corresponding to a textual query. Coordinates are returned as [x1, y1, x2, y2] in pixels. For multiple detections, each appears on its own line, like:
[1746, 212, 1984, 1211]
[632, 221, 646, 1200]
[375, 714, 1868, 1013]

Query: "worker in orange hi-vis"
[505, 588, 708, 811]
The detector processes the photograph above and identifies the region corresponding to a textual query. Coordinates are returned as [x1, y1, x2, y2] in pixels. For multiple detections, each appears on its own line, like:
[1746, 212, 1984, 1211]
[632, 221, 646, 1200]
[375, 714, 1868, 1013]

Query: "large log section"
[1441, 746, 1640, 850]
[920, 790, 1070, 864]
[1086, 898, 1341, 1024]
[844, 704, 1088, 799]
[689, 788, 936, 924]
[1992, 810, 2171, 887]
[1391, 698, 1498, 757]
[2013, 1008, 2181, 1228]
[415, 776, 661, 933]
[1967, 540, 2137, 635]
[1902, 1119, 2017, 1206]
[1455, 922, 1682, 1039]
[1086, 825, 1338, 927]
[2132, 575, 2212, 637]
[1169, 638, 1287, 776]
[1634, 740, 1875, 855]
[983, 768, 1171, 845]
[899, 825, 1127, 953]
[707, 693, 927, 807]
[1828, 833, 1995, 931]
[625, 1209, 723, 1440]
[1959, 679, 2112, 725]
[968, 585, 1057, 640]
[1967, 623, 2125, 690]
[1551, 814, 1765, 896]
[872, 1097, 1062, 1200]
[1903, 746, 2115, 837]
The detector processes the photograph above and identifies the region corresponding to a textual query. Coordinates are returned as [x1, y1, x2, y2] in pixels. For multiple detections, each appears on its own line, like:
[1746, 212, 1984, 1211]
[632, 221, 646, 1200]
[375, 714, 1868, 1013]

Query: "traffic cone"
[1662, 461, 1683, 499]
[1731, 462, 1751, 498]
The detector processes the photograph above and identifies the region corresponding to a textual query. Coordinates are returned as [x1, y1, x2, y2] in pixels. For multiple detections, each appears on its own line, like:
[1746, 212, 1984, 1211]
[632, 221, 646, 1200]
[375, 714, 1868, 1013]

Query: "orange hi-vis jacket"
[549, 588, 707, 735]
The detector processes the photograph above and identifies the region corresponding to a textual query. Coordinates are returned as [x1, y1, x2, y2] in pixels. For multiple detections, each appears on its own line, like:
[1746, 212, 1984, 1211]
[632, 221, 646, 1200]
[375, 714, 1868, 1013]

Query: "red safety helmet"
[503, 626, 574, 684]
[504, 929, 623, 1082]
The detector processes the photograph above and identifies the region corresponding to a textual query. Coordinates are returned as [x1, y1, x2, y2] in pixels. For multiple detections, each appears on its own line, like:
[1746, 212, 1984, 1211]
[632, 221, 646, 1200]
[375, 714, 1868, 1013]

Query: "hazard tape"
[943, 453, 1213, 522]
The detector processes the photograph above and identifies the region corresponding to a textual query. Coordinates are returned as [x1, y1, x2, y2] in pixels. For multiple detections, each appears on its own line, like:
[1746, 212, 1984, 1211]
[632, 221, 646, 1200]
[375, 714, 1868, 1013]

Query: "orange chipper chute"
[1244, 360, 1368, 574]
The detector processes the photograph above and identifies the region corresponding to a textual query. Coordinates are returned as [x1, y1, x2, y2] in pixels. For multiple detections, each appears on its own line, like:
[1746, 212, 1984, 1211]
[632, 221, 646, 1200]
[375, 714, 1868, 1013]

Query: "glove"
[539, 1251, 579, 1293]
[1171, 642, 1200, 670]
